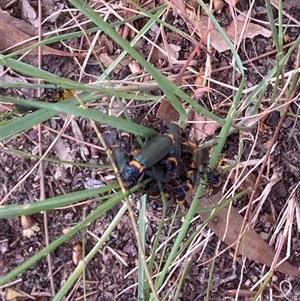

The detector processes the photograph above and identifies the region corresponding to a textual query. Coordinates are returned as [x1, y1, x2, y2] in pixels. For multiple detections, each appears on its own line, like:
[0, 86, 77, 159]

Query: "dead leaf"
[191, 16, 271, 53]
[149, 42, 181, 67]
[171, 0, 188, 20]
[262, 213, 275, 225]
[52, 138, 73, 169]
[225, 20, 272, 41]
[99, 53, 131, 73]
[160, 43, 181, 63]
[192, 112, 221, 141]
[194, 66, 206, 86]
[0, 8, 85, 57]
[0, 8, 37, 37]
[156, 100, 180, 123]
[199, 191, 300, 277]
[262, 138, 273, 151]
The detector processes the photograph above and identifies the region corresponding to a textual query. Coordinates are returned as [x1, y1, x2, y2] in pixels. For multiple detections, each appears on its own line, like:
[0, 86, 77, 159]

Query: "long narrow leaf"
[1, 184, 119, 218]
[0, 95, 157, 140]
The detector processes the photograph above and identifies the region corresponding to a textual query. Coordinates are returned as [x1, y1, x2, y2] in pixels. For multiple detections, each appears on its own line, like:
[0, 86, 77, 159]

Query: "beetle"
[147, 181, 172, 200]
[166, 179, 194, 204]
[144, 122, 181, 183]
[186, 146, 209, 186]
[205, 169, 222, 195]
[113, 132, 176, 188]
[145, 155, 179, 183]
[112, 118, 219, 203]
[113, 121, 185, 188]
[112, 146, 130, 175]
[167, 122, 182, 159]
[186, 146, 223, 195]
[145, 128, 209, 203]
[143, 116, 167, 133]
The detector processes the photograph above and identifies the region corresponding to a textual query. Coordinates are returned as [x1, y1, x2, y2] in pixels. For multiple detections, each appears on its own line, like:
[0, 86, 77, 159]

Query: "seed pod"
[72, 242, 83, 266]
[21, 215, 40, 238]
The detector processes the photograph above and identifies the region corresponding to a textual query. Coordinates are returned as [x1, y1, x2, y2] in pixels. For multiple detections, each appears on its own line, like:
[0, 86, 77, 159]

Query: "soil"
[1, 0, 300, 301]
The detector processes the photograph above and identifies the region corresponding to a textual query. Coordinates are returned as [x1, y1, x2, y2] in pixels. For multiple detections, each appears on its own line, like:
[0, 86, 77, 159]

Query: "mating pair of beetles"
[112, 120, 222, 203]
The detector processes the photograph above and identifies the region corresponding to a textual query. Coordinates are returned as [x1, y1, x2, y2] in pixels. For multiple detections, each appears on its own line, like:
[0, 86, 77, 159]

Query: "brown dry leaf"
[99, 52, 114, 67]
[262, 213, 275, 224]
[225, 20, 272, 41]
[194, 66, 205, 86]
[149, 43, 182, 66]
[193, 16, 271, 53]
[156, 100, 180, 123]
[192, 112, 221, 141]
[160, 43, 181, 63]
[0, 104, 9, 113]
[262, 138, 273, 151]
[199, 191, 300, 277]
[52, 138, 73, 170]
[99, 53, 131, 73]
[0, 8, 84, 57]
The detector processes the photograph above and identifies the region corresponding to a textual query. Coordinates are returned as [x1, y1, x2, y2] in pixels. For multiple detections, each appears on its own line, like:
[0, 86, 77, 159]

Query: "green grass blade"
[0, 95, 157, 140]
[138, 194, 147, 300]
[0, 184, 119, 218]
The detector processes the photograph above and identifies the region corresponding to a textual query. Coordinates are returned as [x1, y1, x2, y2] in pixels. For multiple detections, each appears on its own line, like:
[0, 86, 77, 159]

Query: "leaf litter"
[2, 0, 300, 299]
[0, 8, 85, 57]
